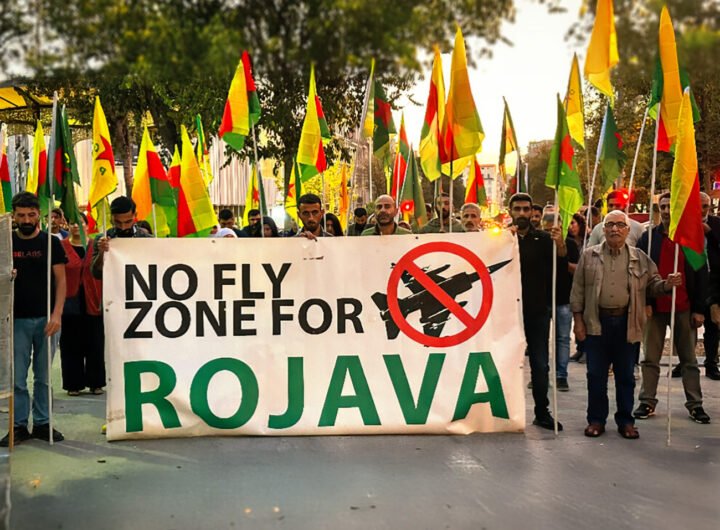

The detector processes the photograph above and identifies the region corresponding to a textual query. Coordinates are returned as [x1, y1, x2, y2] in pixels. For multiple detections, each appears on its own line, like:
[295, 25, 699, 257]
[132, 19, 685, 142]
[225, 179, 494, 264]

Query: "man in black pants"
[509, 193, 567, 430]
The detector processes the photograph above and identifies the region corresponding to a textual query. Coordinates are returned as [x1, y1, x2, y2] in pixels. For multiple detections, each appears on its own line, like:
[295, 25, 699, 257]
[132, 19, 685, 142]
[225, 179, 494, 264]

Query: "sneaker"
[689, 407, 711, 424]
[706, 368, 720, 381]
[569, 351, 585, 363]
[0, 426, 32, 447]
[31, 424, 65, 442]
[633, 403, 656, 419]
[533, 413, 563, 431]
[671, 366, 682, 378]
[556, 378, 569, 392]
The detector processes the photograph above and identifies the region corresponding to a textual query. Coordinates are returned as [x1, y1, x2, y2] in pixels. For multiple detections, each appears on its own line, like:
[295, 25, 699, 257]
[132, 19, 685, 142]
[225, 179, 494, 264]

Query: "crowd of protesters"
[2, 186, 718, 446]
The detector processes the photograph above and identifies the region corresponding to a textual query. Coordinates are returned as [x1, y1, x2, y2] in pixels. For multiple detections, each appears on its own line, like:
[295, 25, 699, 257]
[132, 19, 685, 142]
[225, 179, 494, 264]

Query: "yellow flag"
[27, 121, 47, 194]
[419, 46, 446, 182]
[658, 5, 683, 148]
[584, 0, 619, 103]
[132, 126, 154, 221]
[564, 53, 585, 147]
[243, 164, 260, 226]
[361, 59, 375, 139]
[178, 126, 216, 237]
[89, 96, 117, 207]
[338, 162, 349, 230]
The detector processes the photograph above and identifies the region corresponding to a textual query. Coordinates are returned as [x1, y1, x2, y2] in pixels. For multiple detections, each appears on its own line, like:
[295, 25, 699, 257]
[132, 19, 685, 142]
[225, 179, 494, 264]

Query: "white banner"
[104, 232, 526, 440]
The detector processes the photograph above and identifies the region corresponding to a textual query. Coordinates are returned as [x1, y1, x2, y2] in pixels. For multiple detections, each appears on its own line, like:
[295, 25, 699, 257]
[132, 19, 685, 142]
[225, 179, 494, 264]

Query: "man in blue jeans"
[1, 192, 67, 447]
[542, 208, 579, 391]
[571, 210, 680, 439]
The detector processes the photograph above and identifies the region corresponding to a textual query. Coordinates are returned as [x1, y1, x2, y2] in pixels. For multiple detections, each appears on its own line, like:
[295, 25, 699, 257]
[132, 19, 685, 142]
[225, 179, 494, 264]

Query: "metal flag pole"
[584, 104, 609, 249]
[625, 106, 650, 215]
[666, 243, 679, 446]
[524, 162, 529, 195]
[551, 189, 560, 435]
[46, 93, 59, 446]
[648, 102, 662, 254]
[251, 122, 264, 238]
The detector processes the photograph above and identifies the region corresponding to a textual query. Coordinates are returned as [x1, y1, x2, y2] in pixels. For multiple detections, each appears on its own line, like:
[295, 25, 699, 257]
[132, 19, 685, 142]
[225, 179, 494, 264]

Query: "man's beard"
[514, 217, 530, 230]
[18, 223, 37, 236]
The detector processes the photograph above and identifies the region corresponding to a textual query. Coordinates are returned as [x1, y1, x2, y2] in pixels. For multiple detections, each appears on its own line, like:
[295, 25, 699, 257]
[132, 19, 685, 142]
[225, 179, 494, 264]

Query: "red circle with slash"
[386, 241, 494, 347]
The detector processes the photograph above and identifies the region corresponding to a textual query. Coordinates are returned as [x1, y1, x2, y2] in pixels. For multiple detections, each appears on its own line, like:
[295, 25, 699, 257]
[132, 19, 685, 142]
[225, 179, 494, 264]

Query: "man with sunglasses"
[571, 209, 681, 439]
[633, 193, 710, 424]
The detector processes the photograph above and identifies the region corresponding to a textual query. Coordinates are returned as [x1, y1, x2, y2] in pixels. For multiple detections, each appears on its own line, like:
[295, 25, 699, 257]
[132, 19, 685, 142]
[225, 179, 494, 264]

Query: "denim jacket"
[570, 242, 669, 343]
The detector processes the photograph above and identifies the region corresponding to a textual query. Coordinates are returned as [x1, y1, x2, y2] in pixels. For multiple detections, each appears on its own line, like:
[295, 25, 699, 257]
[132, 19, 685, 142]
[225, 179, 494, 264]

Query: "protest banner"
[104, 232, 525, 440]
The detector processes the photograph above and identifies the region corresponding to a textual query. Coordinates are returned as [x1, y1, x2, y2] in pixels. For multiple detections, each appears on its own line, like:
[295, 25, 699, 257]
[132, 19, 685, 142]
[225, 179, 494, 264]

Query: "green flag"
[599, 104, 627, 192]
[56, 105, 86, 243]
[398, 148, 427, 229]
[546, 95, 584, 236]
[372, 80, 396, 162]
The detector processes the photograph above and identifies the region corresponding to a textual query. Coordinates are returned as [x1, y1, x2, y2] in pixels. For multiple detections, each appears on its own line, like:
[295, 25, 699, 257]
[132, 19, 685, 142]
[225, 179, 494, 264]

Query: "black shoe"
[671, 366, 682, 378]
[0, 426, 32, 447]
[31, 424, 65, 442]
[706, 368, 720, 381]
[556, 378, 570, 392]
[533, 413, 563, 431]
[633, 403, 656, 419]
[689, 407, 711, 424]
[569, 351, 585, 362]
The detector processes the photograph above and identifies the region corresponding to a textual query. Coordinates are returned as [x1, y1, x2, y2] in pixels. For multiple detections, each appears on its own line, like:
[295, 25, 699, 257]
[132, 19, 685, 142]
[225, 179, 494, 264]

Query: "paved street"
[2, 353, 719, 530]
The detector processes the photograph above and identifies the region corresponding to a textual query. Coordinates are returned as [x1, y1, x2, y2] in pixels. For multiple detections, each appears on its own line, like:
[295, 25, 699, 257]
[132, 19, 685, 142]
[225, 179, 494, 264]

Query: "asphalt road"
[2, 353, 719, 530]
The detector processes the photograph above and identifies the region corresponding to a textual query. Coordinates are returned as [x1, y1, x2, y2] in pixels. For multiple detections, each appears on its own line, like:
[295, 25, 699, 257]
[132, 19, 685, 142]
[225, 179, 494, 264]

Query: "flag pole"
[524, 163, 529, 196]
[368, 138, 373, 203]
[551, 189, 560, 435]
[584, 104, 609, 249]
[449, 160, 454, 233]
[46, 93, 59, 446]
[625, 106, 649, 215]
[8, 252, 14, 451]
[666, 242, 679, 446]
[151, 203, 158, 238]
[251, 122, 264, 238]
[648, 102, 662, 254]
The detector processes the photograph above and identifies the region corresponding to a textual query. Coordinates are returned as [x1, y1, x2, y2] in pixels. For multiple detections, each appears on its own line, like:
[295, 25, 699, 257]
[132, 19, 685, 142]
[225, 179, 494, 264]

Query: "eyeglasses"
[604, 222, 628, 229]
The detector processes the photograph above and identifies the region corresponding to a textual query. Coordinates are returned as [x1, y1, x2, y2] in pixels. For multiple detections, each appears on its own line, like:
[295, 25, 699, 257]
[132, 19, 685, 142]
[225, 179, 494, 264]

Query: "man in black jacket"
[634, 192, 710, 424]
[700, 192, 720, 379]
[509, 193, 567, 430]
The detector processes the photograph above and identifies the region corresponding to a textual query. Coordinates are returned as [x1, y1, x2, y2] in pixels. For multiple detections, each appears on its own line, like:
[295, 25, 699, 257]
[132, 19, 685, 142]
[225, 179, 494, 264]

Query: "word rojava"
[122, 263, 364, 338]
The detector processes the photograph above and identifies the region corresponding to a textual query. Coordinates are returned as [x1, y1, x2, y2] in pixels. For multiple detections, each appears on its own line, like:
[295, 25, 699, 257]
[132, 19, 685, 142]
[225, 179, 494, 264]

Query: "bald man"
[362, 195, 412, 236]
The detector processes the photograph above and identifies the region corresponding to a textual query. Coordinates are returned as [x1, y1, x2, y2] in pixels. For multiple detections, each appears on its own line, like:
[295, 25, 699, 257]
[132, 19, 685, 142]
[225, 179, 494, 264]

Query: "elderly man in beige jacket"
[571, 210, 681, 440]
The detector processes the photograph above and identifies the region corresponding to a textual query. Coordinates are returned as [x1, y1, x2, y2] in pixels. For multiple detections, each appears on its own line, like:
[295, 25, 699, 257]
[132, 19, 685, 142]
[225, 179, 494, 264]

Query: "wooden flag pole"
[551, 190, 560, 435]
[648, 102, 662, 254]
[368, 138, 374, 203]
[449, 160, 454, 233]
[625, 106, 649, 216]
[666, 242, 680, 446]
[151, 204, 158, 238]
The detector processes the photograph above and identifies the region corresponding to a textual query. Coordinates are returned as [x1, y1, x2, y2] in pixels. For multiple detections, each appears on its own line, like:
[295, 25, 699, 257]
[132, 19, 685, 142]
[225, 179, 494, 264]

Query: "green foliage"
[12, 0, 536, 190]
[569, 0, 720, 196]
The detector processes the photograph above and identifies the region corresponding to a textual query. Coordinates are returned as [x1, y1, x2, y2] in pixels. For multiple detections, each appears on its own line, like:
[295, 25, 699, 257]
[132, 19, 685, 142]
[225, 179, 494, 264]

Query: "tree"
[569, 0, 720, 198]
[11, 0, 566, 193]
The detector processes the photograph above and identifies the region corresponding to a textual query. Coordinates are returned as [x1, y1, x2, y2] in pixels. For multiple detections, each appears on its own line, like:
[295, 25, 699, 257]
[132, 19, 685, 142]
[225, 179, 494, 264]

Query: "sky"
[396, 0, 587, 166]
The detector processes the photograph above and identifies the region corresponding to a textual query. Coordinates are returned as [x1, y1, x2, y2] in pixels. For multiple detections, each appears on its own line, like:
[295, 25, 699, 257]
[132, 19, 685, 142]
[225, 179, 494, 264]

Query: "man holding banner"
[571, 210, 681, 439]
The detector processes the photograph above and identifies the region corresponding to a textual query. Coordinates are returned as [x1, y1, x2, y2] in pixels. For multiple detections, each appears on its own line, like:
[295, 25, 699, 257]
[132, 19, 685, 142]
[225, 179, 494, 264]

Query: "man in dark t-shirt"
[1, 192, 67, 447]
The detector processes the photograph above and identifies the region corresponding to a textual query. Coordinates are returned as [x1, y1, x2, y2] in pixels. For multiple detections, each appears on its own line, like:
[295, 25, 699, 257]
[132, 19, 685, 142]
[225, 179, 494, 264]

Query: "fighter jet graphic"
[371, 259, 512, 340]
